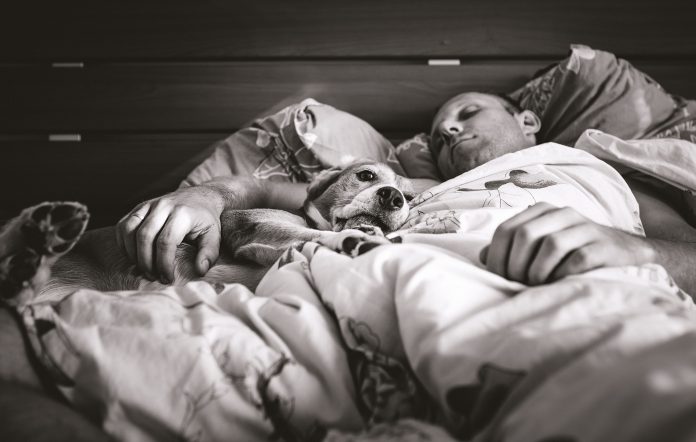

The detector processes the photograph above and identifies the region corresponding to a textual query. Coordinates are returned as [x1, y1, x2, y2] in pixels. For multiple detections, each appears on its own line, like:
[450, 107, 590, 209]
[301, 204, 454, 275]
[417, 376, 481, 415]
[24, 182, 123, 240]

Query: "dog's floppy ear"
[396, 175, 417, 202]
[306, 166, 345, 201]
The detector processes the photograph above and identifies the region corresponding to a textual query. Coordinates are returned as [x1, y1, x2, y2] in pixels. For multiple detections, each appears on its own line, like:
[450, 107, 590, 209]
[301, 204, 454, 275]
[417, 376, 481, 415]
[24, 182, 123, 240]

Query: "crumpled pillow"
[182, 98, 405, 187]
[509, 44, 694, 145]
[394, 133, 441, 181]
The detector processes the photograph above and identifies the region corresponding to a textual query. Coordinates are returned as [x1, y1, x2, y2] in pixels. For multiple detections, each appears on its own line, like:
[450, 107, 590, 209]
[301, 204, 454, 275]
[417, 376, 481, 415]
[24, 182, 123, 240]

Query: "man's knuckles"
[136, 227, 157, 244]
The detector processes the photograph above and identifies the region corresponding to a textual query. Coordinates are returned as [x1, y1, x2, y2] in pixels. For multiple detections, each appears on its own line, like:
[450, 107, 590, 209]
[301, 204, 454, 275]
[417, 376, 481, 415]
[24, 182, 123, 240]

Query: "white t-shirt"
[391, 142, 643, 263]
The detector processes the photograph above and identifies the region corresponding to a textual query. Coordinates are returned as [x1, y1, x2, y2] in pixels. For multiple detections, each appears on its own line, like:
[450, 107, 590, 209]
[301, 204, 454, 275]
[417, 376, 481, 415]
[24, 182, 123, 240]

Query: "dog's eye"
[356, 170, 376, 181]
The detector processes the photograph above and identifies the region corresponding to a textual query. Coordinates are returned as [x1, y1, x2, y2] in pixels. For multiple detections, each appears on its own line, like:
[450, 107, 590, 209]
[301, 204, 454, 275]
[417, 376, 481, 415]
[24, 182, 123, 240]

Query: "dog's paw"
[318, 229, 390, 257]
[353, 224, 385, 237]
[0, 202, 89, 304]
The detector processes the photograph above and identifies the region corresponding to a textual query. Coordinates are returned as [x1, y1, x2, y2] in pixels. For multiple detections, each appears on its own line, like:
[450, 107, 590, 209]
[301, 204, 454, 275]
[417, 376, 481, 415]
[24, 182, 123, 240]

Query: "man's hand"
[116, 185, 225, 284]
[115, 177, 309, 284]
[479, 202, 656, 285]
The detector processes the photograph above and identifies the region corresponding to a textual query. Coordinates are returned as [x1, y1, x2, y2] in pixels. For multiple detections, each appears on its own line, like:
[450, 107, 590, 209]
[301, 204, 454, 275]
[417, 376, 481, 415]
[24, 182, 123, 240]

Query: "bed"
[2, 1, 696, 441]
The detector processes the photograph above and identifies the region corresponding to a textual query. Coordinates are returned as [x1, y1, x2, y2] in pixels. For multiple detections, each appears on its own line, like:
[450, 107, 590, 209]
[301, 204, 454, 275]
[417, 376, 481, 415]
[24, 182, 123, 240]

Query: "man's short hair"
[495, 93, 524, 115]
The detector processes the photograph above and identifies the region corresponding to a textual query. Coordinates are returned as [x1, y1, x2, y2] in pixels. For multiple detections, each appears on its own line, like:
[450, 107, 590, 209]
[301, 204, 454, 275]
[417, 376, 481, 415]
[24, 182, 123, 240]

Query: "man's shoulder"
[521, 141, 599, 165]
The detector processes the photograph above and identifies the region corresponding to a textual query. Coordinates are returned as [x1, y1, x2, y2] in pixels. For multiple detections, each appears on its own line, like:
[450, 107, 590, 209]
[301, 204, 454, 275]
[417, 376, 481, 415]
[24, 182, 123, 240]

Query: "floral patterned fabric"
[509, 44, 693, 146]
[182, 98, 404, 187]
[394, 133, 442, 181]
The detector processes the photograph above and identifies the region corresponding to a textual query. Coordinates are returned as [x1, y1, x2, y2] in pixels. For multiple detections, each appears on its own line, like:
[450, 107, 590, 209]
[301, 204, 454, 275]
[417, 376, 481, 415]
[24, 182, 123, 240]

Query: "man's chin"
[439, 158, 475, 180]
[442, 148, 493, 179]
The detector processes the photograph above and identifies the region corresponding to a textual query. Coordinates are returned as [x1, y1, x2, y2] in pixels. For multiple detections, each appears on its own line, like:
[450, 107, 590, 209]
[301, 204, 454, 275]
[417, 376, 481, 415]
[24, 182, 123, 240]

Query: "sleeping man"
[118, 91, 696, 296]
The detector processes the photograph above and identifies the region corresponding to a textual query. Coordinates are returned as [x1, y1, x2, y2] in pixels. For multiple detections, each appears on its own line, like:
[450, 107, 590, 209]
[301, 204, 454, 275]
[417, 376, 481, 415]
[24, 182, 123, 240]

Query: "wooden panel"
[0, 134, 225, 228]
[1, 0, 695, 60]
[4, 60, 696, 134]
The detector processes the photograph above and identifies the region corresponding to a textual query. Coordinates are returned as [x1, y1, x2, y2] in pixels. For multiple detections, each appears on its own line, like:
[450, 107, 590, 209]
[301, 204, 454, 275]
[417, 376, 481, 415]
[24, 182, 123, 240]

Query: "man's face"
[430, 92, 539, 180]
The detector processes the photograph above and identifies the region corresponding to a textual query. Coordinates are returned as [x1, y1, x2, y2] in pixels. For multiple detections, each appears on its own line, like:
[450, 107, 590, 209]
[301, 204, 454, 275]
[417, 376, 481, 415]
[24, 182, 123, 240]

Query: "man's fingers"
[116, 203, 151, 265]
[115, 187, 226, 283]
[135, 205, 171, 277]
[549, 241, 605, 282]
[526, 223, 598, 285]
[195, 226, 221, 276]
[485, 202, 559, 278]
[155, 211, 192, 283]
[506, 207, 586, 282]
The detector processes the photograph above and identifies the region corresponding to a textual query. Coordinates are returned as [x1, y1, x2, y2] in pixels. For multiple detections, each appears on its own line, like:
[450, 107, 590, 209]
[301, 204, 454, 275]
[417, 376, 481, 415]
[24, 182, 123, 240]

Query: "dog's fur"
[4, 161, 412, 300]
[225, 161, 413, 266]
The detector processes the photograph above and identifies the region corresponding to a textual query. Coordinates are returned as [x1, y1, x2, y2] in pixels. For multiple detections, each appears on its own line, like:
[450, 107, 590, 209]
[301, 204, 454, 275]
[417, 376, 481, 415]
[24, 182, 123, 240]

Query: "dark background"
[2, 0, 695, 227]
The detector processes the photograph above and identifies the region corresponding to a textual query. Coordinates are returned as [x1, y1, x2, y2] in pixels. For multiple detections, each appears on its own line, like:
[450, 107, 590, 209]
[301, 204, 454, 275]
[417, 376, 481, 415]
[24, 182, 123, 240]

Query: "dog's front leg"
[221, 209, 322, 266]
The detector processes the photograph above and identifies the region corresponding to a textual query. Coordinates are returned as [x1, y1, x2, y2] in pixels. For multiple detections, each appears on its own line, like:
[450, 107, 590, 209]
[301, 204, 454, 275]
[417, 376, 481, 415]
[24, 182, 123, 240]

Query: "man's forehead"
[441, 92, 504, 111]
[432, 92, 505, 132]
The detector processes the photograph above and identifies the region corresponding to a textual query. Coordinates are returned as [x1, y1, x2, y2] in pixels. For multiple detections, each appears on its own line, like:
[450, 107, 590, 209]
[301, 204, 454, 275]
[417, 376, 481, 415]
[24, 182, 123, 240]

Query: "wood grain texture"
[0, 134, 224, 227]
[2, 0, 695, 227]
[3, 60, 696, 134]
[1, 0, 695, 60]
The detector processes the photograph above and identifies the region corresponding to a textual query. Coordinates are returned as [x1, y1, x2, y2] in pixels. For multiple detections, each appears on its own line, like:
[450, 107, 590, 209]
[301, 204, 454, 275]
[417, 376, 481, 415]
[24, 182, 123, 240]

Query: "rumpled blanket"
[21, 137, 696, 442]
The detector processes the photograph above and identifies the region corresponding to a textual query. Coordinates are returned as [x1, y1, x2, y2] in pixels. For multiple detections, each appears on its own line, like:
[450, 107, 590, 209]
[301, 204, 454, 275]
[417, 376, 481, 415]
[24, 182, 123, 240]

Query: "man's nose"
[444, 119, 463, 134]
[438, 120, 463, 141]
[377, 186, 404, 210]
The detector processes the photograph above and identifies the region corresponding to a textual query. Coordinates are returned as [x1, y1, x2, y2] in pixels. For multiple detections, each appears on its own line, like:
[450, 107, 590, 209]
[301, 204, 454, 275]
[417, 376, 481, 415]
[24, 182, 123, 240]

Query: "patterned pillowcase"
[182, 98, 405, 186]
[394, 133, 441, 181]
[651, 97, 696, 143]
[509, 44, 694, 145]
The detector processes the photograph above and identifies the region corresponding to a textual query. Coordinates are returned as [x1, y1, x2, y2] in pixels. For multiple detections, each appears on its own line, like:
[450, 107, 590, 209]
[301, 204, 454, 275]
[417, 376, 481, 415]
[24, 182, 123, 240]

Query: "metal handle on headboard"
[427, 59, 461, 66]
[48, 134, 82, 142]
[51, 62, 85, 68]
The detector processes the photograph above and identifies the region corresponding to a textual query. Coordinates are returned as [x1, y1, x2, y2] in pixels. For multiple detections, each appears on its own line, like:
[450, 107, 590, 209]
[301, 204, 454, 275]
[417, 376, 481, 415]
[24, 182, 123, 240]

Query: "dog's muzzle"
[376, 186, 404, 211]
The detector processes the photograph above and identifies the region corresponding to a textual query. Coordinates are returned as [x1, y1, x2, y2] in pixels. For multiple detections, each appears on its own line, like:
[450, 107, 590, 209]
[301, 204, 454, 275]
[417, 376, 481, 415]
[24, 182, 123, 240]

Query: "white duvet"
[22, 133, 696, 442]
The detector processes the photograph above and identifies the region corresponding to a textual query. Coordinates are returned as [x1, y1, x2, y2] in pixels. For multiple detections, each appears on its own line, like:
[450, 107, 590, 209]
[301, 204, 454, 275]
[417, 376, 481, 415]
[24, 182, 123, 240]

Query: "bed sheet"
[18, 136, 696, 441]
[20, 238, 696, 442]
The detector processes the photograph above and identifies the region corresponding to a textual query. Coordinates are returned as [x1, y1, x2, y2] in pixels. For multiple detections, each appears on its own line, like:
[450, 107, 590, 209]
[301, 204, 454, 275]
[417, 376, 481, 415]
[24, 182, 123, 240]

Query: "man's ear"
[518, 110, 541, 139]
[306, 166, 344, 202]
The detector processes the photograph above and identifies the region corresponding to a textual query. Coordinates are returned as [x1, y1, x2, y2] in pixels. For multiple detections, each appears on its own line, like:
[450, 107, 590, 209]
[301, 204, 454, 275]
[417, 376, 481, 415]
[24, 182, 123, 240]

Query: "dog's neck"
[302, 202, 333, 230]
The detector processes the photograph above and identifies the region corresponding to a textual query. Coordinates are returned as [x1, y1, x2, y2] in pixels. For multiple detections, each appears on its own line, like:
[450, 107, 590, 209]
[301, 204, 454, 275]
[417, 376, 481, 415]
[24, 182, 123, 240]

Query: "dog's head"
[303, 161, 415, 233]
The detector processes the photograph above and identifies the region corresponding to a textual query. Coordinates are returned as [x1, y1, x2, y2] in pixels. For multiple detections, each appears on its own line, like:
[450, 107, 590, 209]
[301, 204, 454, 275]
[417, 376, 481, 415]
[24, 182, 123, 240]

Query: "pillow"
[651, 96, 696, 143]
[509, 44, 694, 146]
[394, 133, 441, 181]
[182, 98, 405, 186]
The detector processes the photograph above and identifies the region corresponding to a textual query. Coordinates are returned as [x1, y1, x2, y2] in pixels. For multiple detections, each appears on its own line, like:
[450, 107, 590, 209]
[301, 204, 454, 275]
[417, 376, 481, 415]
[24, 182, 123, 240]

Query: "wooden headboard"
[2, 0, 695, 227]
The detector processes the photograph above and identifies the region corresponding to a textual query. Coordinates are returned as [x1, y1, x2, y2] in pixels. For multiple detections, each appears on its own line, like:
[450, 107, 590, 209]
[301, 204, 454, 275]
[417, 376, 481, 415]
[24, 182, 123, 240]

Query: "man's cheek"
[438, 153, 459, 180]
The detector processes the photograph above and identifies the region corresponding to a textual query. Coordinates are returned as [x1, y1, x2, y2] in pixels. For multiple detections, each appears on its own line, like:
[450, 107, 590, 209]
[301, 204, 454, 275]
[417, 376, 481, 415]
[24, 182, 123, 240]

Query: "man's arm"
[628, 178, 696, 294]
[480, 180, 696, 296]
[116, 177, 308, 283]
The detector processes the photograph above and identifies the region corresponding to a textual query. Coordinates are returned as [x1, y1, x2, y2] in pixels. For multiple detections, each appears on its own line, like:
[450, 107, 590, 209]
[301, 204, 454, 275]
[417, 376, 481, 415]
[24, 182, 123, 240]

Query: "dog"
[224, 161, 414, 266]
[0, 161, 413, 304]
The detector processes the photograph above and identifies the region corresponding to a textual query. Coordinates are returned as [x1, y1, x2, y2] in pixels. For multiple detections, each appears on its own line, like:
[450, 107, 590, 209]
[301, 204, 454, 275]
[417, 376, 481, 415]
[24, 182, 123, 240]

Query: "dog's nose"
[377, 186, 404, 210]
